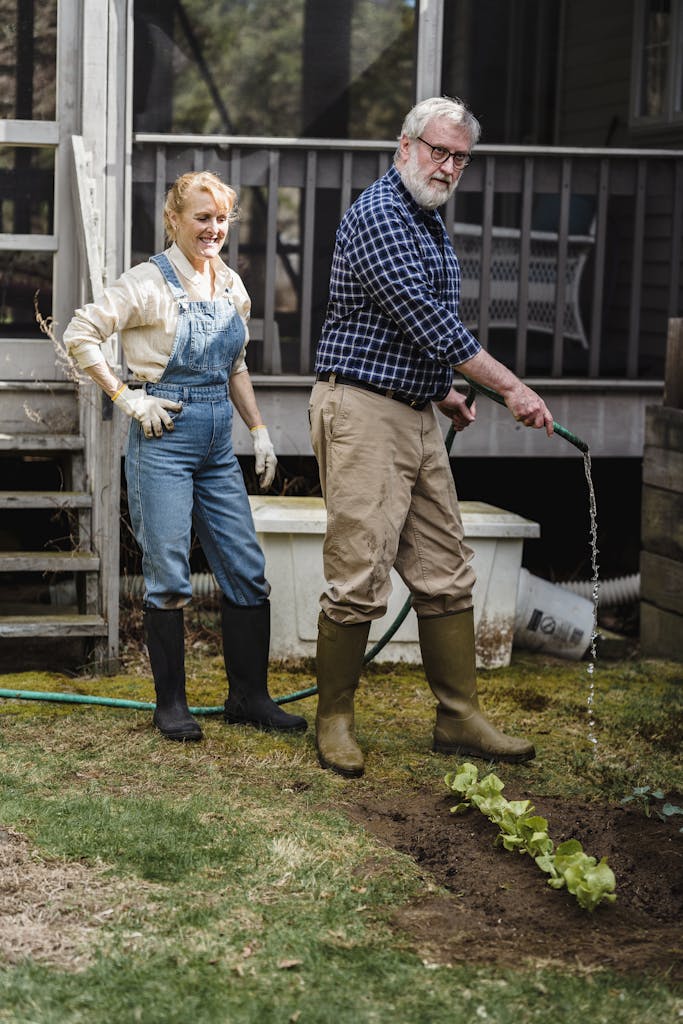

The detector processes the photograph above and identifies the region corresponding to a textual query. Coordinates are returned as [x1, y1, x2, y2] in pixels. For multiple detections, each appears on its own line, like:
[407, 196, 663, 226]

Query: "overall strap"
[150, 252, 187, 301]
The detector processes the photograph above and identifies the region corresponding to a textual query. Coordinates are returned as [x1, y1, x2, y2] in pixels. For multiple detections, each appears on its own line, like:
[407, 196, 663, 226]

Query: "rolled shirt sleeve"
[63, 245, 253, 380]
[63, 270, 157, 371]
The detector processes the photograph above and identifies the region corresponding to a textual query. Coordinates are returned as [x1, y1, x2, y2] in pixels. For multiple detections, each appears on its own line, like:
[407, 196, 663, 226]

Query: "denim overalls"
[125, 252, 269, 610]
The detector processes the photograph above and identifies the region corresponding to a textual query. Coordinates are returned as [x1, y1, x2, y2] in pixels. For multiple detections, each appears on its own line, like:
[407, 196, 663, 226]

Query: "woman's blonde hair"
[163, 171, 238, 241]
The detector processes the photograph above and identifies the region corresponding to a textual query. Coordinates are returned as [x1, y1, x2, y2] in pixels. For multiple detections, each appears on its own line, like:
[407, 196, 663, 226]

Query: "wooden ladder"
[0, 383, 109, 664]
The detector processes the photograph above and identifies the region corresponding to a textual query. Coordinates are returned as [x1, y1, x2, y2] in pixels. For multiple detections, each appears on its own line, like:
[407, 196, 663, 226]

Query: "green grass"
[0, 650, 681, 1023]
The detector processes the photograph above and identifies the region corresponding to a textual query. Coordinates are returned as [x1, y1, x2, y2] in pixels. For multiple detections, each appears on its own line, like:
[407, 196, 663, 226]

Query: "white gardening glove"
[113, 386, 182, 438]
[250, 425, 277, 490]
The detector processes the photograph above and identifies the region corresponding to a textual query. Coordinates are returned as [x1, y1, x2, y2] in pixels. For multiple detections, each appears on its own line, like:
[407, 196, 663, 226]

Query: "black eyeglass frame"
[415, 136, 473, 168]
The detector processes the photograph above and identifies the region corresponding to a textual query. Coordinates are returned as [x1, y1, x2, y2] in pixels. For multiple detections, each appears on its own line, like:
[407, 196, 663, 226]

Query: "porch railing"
[132, 135, 683, 382]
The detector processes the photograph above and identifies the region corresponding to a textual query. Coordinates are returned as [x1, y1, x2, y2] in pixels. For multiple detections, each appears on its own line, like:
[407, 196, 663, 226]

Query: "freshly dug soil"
[344, 787, 683, 983]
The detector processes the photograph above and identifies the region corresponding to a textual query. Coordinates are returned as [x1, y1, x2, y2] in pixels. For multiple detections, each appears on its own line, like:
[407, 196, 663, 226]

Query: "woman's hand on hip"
[113, 386, 182, 438]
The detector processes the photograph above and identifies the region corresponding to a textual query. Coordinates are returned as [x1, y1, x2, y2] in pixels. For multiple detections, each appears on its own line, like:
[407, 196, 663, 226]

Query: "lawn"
[0, 641, 681, 1024]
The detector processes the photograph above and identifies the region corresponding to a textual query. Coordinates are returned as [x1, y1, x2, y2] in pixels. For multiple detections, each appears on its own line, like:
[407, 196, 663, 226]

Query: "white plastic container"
[514, 568, 594, 660]
[249, 497, 540, 668]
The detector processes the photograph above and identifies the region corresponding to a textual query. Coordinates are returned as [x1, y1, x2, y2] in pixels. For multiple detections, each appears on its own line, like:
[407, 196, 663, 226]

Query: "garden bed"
[345, 786, 683, 981]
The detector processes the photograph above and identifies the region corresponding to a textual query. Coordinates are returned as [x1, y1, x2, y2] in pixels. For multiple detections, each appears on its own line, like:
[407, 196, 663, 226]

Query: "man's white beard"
[399, 150, 459, 209]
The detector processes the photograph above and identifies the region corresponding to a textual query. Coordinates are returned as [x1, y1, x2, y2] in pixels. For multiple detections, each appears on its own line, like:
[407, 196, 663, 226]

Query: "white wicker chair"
[454, 217, 595, 349]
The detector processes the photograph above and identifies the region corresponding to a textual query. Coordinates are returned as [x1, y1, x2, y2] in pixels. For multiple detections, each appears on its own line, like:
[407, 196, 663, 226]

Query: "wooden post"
[663, 318, 683, 410]
[640, 318, 683, 661]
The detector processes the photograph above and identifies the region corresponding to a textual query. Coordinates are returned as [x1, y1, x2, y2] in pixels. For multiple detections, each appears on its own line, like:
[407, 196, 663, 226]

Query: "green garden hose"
[0, 686, 307, 715]
[0, 381, 589, 715]
[460, 375, 590, 453]
[0, 688, 167, 712]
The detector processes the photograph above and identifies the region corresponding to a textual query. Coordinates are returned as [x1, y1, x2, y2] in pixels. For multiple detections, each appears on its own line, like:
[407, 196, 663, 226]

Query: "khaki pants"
[309, 379, 475, 625]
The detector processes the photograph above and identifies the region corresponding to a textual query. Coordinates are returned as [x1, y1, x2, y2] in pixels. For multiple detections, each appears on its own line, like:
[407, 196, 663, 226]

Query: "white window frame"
[0, 1, 74, 380]
[630, 0, 683, 131]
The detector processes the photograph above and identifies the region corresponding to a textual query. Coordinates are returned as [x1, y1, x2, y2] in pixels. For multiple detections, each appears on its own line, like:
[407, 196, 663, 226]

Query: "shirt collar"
[168, 242, 234, 292]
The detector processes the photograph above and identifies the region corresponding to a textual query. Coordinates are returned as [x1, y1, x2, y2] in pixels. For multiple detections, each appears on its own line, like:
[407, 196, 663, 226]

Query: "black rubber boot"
[143, 605, 203, 741]
[221, 598, 307, 733]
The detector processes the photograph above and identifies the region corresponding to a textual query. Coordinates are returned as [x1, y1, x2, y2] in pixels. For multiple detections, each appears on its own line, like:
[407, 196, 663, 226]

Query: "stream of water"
[583, 451, 601, 752]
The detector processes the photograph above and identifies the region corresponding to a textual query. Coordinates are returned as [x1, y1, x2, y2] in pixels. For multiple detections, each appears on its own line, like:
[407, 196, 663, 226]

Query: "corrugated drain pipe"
[555, 573, 640, 606]
[121, 572, 642, 607]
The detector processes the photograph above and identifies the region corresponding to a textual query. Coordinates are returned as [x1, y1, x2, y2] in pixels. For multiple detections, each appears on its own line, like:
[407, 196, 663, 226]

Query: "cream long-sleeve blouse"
[63, 243, 252, 380]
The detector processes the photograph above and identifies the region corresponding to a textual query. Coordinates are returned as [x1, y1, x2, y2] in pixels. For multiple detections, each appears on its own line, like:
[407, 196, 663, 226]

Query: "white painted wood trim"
[0, 234, 57, 251]
[71, 136, 105, 300]
[0, 120, 59, 145]
[53, 0, 83, 364]
[416, 0, 444, 101]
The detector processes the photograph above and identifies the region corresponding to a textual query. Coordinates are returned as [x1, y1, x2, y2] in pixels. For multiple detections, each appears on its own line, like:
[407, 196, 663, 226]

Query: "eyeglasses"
[416, 137, 472, 169]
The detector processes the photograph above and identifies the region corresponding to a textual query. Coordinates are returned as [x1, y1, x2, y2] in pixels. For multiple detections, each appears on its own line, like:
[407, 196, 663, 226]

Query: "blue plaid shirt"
[315, 164, 481, 404]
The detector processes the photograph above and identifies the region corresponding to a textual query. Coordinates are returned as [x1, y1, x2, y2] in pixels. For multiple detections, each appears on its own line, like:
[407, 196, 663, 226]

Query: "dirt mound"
[345, 788, 683, 982]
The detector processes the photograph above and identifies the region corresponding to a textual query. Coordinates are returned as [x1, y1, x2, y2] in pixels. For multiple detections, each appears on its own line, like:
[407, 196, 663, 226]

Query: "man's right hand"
[113, 386, 182, 438]
[455, 350, 555, 438]
[503, 380, 554, 436]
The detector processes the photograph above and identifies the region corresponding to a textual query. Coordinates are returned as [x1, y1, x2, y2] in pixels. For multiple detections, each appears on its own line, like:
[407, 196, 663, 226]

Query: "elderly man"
[308, 96, 554, 778]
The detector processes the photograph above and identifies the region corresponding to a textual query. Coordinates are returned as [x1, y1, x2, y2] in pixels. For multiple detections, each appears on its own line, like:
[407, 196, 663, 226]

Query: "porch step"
[0, 387, 113, 670]
[0, 491, 92, 510]
[0, 551, 100, 572]
[0, 432, 85, 452]
[0, 614, 108, 638]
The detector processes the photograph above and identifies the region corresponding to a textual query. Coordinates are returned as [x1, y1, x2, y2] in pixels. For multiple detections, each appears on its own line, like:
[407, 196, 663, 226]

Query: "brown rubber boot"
[315, 612, 371, 778]
[418, 608, 535, 763]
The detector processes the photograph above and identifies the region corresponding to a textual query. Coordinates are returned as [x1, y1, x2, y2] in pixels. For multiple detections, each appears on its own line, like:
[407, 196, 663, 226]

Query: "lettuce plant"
[444, 763, 616, 912]
[621, 785, 683, 831]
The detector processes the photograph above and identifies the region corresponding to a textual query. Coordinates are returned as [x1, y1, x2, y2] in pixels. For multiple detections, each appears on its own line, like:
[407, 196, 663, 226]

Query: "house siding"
[559, 0, 682, 374]
[559, 0, 634, 148]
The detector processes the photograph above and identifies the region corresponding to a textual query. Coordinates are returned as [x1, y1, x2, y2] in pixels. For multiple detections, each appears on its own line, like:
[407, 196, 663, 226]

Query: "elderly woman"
[64, 171, 306, 741]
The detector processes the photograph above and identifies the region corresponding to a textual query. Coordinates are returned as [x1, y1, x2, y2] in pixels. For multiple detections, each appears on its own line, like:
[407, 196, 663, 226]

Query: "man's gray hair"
[395, 96, 481, 159]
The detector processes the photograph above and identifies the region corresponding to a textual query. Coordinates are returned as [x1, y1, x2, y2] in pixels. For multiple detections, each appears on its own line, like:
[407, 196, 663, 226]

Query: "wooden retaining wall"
[640, 319, 683, 661]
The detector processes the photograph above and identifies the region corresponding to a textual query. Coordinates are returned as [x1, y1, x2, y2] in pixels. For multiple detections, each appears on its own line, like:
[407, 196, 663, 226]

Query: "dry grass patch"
[0, 826, 155, 972]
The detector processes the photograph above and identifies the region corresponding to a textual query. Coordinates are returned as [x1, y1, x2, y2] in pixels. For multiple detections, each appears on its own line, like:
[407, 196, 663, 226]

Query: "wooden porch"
[120, 134, 678, 460]
[132, 135, 683, 386]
